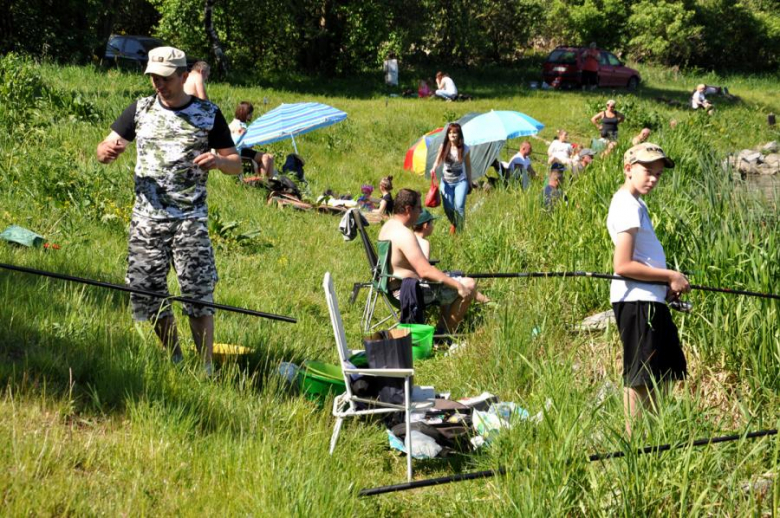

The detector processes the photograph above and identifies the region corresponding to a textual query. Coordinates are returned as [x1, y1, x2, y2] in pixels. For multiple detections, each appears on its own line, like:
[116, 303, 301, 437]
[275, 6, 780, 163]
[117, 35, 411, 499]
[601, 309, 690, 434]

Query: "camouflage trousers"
[126, 216, 218, 320]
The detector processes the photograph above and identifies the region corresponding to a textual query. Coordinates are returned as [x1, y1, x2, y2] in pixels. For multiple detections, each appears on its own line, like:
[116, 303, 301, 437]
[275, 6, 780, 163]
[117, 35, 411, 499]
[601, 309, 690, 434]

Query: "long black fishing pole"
[463, 270, 780, 301]
[0, 262, 296, 323]
[359, 428, 777, 497]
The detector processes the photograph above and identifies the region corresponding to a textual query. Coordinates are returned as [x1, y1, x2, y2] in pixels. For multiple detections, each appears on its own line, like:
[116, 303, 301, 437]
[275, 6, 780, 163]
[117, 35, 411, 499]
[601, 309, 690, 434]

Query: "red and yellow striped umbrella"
[403, 127, 443, 175]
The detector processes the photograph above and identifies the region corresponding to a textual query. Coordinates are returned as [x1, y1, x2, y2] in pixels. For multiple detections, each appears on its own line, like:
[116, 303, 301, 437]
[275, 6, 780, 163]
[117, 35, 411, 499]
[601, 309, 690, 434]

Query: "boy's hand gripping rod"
[0, 262, 296, 323]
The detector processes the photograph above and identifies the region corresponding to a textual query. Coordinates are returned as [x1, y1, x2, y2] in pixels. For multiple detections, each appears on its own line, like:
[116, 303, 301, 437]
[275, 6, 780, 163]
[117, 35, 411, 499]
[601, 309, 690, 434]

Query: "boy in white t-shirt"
[607, 142, 691, 437]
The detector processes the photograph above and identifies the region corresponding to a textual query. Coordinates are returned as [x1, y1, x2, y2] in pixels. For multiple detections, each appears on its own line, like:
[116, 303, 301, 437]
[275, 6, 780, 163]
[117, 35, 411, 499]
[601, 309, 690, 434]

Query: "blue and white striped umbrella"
[236, 102, 348, 154]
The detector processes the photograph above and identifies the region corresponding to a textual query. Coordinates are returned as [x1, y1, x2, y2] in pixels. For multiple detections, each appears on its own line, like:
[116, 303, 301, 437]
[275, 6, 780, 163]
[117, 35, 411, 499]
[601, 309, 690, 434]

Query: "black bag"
[282, 153, 306, 182]
[364, 329, 413, 426]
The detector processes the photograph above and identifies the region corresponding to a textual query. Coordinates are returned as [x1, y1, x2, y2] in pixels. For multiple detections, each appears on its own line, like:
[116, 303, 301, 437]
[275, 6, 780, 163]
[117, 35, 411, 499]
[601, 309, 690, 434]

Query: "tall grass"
[0, 57, 778, 515]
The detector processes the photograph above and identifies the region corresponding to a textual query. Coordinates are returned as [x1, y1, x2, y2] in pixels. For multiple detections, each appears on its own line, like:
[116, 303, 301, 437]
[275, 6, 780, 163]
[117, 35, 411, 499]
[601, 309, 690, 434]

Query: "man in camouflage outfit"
[97, 46, 240, 375]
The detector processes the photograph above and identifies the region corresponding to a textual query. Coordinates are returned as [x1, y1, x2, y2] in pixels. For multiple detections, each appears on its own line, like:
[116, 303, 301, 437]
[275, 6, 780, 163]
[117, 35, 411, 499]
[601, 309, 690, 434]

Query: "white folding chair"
[323, 272, 432, 481]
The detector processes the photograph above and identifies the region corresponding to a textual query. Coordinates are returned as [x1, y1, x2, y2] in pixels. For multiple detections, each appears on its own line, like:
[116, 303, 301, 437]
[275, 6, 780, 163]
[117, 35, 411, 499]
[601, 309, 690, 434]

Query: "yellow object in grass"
[213, 343, 251, 359]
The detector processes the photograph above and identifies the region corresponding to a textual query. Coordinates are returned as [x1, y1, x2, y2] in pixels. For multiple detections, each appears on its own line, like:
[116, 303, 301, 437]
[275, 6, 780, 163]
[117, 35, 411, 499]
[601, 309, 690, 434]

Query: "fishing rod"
[0, 262, 297, 323]
[359, 428, 778, 497]
[462, 270, 780, 301]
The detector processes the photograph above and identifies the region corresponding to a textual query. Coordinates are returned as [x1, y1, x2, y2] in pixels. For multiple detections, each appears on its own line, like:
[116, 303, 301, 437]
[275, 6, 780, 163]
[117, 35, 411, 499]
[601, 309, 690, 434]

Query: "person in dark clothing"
[591, 99, 625, 141]
[377, 175, 394, 216]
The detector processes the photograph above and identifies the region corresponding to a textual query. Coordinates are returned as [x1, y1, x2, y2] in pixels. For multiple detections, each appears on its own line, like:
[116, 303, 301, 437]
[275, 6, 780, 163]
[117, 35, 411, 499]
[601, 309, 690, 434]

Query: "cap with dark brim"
[623, 143, 675, 169]
[415, 208, 438, 226]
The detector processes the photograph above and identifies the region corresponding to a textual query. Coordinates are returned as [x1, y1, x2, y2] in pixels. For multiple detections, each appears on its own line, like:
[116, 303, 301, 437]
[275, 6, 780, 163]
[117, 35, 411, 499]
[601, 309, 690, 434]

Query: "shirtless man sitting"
[378, 188, 476, 333]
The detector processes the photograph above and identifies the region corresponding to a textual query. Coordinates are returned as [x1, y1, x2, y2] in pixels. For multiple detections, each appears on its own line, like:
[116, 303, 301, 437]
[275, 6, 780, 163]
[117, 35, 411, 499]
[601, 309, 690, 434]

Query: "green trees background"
[2, 0, 779, 73]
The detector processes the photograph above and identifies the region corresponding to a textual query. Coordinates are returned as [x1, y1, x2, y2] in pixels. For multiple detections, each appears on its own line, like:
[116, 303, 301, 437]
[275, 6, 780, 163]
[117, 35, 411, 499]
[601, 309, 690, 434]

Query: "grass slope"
[0, 58, 778, 515]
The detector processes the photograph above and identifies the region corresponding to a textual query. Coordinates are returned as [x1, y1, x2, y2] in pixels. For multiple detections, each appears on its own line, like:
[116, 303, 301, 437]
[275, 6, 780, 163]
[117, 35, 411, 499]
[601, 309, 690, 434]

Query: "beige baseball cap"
[623, 142, 675, 168]
[145, 46, 187, 77]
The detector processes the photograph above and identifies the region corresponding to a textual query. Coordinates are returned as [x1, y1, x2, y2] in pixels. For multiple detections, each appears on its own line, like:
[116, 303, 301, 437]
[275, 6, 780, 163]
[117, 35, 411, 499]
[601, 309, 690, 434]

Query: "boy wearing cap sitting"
[96, 47, 240, 376]
[607, 143, 691, 437]
[413, 209, 490, 304]
[571, 148, 595, 177]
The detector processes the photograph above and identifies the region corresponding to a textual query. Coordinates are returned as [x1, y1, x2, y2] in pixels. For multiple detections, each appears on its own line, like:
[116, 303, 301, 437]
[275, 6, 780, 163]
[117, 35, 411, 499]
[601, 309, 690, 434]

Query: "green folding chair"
[361, 239, 403, 333]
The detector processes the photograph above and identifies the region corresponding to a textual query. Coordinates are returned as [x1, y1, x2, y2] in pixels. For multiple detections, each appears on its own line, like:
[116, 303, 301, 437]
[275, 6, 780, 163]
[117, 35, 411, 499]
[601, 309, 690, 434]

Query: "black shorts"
[240, 148, 256, 160]
[613, 301, 687, 388]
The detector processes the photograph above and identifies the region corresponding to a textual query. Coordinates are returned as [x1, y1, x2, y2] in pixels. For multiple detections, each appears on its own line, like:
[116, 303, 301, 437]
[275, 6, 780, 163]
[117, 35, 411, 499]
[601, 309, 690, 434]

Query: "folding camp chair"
[345, 209, 400, 333]
[323, 272, 433, 481]
[238, 156, 264, 186]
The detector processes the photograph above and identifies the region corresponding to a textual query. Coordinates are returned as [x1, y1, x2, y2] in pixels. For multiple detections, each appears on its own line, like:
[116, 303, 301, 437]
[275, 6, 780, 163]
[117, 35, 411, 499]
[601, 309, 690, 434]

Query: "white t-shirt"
[440, 76, 457, 96]
[607, 189, 668, 303]
[229, 118, 247, 144]
[506, 153, 531, 172]
[691, 90, 707, 109]
[547, 140, 572, 163]
[384, 59, 399, 86]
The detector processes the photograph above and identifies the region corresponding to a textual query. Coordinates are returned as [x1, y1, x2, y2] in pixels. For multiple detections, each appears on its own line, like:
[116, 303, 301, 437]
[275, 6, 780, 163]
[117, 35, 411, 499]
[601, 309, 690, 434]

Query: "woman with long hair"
[229, 101, 274, 179]
[431, 123, 472, 233]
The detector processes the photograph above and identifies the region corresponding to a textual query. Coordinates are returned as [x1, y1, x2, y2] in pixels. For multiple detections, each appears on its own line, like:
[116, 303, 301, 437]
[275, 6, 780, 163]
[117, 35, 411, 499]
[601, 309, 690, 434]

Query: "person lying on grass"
[413, 209, 489, 304]
[607, 143, 691, 437]
[378, 189, 476, 334]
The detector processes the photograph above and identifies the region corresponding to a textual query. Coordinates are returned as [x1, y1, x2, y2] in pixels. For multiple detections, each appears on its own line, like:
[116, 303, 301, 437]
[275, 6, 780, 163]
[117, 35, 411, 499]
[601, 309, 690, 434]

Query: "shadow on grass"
[0, 264, 296, 432]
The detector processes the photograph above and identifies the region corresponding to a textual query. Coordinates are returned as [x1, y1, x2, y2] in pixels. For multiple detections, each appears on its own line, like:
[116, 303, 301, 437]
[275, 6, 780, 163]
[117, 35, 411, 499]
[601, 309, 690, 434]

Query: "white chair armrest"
[343, 368, 414, 378]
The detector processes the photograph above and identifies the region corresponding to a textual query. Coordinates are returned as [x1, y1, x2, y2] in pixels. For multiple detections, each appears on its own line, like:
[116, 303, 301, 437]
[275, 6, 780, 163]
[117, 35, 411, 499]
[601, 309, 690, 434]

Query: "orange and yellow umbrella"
[403, 127, 443, 175]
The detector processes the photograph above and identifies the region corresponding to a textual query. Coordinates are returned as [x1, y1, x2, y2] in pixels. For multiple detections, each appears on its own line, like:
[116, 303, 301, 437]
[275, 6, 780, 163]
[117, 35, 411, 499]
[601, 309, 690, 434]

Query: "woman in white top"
[431, 122, 471, 233]
[547, 129, 574, 166]
[230, 101, 274, 179]
[434, 71, 458, 101]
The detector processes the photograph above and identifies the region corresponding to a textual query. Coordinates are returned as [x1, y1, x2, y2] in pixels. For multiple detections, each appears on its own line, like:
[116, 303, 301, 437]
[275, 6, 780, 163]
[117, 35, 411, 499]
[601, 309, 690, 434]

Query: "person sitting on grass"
[418, 78, 433, 98]
[543, 164, 567, 210]
[434, 71, 458, 101]
[691, 84, 714, 115]
[413, 209, 490, 304]
[632, 128, 651, 146]
[376, 176, 394, 216]
[547, 129, 574, 167]
[607, 142, 690, 438]
[571, 148, 595, 177]
[503, 141, 537, 188]
[378, 189, 476, 334]
[230, 101, 275, 179]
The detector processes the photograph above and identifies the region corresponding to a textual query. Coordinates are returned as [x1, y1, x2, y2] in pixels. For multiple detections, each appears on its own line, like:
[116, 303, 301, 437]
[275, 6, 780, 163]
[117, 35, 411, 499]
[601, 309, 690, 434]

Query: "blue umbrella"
[236, 102, 348, 154]
[461, 110, 544, 146]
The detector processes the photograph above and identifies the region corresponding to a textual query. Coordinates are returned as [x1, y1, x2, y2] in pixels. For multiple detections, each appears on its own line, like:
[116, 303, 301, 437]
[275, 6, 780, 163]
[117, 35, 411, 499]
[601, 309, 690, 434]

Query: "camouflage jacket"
[112, 95, 233, 220]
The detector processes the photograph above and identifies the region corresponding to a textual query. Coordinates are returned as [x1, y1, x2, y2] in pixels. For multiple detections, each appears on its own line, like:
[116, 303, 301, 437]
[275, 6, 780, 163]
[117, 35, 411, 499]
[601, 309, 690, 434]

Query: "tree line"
[2, 0, 779, 75]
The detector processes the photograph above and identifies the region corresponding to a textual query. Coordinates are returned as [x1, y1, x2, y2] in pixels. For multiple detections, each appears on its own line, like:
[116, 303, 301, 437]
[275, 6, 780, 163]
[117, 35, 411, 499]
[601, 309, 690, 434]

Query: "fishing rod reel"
[668, 299, 693, 313]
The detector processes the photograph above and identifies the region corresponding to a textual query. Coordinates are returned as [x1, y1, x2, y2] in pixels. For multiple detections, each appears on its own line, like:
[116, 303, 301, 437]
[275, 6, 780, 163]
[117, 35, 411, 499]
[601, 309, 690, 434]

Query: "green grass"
[0, 58, 778, 515]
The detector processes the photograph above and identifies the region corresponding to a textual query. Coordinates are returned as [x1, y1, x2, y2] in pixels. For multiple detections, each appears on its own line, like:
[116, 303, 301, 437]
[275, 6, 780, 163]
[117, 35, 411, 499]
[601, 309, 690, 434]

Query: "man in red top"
[582, 43, 600, 90]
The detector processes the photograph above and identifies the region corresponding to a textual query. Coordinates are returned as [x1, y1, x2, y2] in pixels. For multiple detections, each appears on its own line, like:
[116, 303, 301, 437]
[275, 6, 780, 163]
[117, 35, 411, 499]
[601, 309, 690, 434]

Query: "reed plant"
[0, 57, 778, 515]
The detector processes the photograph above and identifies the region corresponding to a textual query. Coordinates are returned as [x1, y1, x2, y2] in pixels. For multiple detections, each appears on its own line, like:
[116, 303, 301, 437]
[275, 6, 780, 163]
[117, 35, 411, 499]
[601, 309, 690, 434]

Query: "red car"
[542, 46, 641, 90]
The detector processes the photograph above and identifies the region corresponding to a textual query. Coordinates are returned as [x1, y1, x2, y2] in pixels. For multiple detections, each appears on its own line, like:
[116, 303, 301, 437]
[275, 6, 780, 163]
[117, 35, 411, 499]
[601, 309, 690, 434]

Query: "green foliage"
[0, 53, 100, 131]
[3, 0, 780, 73]
[627, 0, 702, 66]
